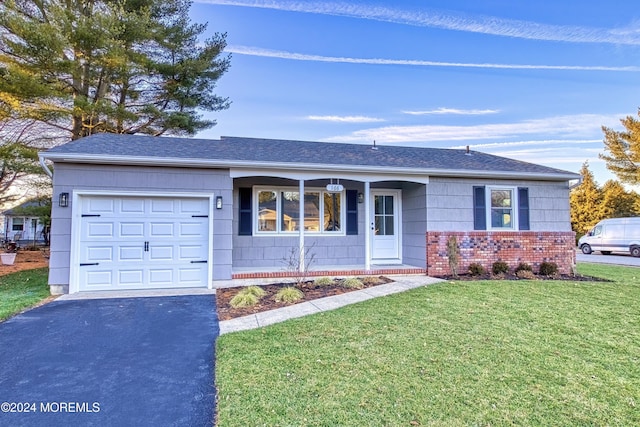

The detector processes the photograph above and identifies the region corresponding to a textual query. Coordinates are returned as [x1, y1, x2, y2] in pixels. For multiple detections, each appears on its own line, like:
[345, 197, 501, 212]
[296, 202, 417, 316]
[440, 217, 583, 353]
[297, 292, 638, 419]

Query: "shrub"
[230, 291, 259, 308]
[468, 263, 485, 276]
[515, 269, 536, 280]
[361, 276, 382, 285]
[314, 277, 334, 287]
[229, 286, 267, 308]
[515, 263, 533, 273]
[539, 262, 559, 276]
[342, 278, 364, 289]
[274, 287, 304, 303]
[446, 235, 460, 278]
[245, 285, 267, 298]
[492, 261, 509, 275]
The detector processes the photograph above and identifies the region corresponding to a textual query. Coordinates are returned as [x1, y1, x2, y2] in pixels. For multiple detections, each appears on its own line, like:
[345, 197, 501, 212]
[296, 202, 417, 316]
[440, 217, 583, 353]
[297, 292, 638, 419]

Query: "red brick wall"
[426, 231, 576, 276]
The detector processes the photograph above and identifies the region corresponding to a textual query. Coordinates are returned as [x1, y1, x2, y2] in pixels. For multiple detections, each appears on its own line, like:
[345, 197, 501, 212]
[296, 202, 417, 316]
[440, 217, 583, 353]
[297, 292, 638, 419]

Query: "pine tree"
[570, 162, 603, 234]
[601, 180, 640, 219]
[601, 110, 640, 184]
[0, 0, 230, 140]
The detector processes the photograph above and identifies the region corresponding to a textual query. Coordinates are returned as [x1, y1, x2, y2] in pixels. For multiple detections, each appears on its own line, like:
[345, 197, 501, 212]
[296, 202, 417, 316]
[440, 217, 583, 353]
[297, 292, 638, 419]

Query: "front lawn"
[0, 268, 51, 321]
[215, 263, 640, 426]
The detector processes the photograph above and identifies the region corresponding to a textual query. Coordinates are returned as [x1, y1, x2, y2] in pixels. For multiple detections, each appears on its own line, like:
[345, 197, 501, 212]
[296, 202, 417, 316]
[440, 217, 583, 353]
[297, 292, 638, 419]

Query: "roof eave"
[39, 153, 580, 181]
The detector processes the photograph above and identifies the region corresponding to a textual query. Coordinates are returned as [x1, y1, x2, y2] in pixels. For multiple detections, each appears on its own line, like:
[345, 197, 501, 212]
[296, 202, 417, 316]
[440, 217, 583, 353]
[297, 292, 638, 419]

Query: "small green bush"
[230, 291, 259, 308]
[314, 277, 334, 287]
[229, 286, 266, 308]
[539, 262, 559, 276]
[468, 263, 485, 276]
[245, 285, 267, 297]
[274, 287, 304, 303]
[492, 261, 509, 275]
[515, 263, 532, 273]
[342, 278, 364, 289]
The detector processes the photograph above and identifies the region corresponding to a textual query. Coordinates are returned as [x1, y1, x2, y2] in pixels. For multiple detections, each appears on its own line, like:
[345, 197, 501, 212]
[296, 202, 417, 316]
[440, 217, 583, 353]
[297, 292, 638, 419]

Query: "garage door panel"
[119, 246, 144, 261]
[86, 198, 115, 213]
[149, 246, 173, 260]
[179, 245, 206, 260]
[119, 222, 145, 237]
[120, 198, 145, 214]
[119, 269, 144, 285]
[150, 222, 174, 237]
[150, 199, 174, 214]
[78, 195, 210, 292]
[149, 269, 173, 284]
[85, 270, 113, 287]
[180, 199, 210, 214]
[180, 222, 207, 237]
[85, 246, 113, 262]
[86, 222, 114, 238]
[179, 267, 206, 283]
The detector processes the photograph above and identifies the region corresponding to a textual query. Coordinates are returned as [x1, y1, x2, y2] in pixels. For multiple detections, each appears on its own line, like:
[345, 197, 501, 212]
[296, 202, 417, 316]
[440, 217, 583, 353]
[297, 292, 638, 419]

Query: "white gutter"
[39, 152, 581, 182]
[38, 154, 53, 178]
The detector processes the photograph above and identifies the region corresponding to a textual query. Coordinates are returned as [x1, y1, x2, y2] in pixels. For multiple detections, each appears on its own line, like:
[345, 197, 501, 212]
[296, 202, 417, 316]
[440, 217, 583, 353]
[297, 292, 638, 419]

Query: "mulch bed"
[216, 276, 394, 321]
[0, 250, 49, 277]
[438, 272, 609, 282]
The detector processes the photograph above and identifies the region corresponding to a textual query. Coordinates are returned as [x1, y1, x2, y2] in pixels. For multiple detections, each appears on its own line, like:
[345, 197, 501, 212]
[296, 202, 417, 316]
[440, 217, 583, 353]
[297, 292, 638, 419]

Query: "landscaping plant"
[273, 287, 304, 303]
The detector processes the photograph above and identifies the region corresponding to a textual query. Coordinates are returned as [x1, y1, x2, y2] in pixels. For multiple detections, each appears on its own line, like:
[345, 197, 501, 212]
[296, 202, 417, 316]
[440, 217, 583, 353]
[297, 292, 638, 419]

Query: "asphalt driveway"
[0, 295, 218, 426]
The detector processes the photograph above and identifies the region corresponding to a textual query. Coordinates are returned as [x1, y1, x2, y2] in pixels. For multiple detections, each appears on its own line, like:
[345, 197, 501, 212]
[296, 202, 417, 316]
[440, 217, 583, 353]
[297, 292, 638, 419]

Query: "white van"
[578, 217, 640, 257]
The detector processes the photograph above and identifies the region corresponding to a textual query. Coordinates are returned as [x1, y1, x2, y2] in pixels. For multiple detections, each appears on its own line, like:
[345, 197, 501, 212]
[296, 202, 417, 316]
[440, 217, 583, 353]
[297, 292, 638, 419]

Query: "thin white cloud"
[306, 115, 385, 123]
[227, 46, 640, 72]
[198, 0, 640, 45]
[404, 108, 499, 116]
[324, 114, 620, 143]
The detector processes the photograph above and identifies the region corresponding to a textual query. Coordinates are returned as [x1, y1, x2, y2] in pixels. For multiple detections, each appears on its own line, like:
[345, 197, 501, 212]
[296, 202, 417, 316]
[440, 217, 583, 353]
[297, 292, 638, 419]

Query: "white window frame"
[253, 186, 346, 236]
[12, 217, 25, 231]
[486, 186, 518, 230]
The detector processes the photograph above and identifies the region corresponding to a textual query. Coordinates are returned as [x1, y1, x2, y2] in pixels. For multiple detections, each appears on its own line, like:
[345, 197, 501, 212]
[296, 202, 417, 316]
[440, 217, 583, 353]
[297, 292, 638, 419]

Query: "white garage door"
[78, 195, 210, 291]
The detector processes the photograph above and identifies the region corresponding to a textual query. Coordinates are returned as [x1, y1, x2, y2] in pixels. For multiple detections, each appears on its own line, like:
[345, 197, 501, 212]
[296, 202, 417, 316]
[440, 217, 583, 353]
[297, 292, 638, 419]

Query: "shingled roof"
[41, 134, 579, 180]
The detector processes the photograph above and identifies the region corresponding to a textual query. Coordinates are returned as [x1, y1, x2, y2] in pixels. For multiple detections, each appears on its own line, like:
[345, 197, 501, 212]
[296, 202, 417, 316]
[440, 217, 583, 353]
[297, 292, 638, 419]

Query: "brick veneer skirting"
[426, 231, 576, 276]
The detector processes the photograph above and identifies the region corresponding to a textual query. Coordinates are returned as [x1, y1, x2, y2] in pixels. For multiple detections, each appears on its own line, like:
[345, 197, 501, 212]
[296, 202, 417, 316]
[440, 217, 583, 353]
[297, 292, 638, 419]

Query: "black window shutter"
[238, 188, 252, 235]
[518, 187, 530, 230]
[346, 190, 358, 235]
[473, 186, 486, 230]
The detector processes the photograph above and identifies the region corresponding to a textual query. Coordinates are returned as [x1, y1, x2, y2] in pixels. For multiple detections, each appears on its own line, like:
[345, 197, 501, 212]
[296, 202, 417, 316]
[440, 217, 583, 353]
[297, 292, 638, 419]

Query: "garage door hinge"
[192, 215, 208, 218]
[80, 263, 100, 266]
[190, 260, 207, 264]
[81, 214, 101, 217]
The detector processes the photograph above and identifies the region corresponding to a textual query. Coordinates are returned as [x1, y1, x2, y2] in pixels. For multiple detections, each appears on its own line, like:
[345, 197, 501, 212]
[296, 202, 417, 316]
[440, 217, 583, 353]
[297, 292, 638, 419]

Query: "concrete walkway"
[219, 274, 444, 335]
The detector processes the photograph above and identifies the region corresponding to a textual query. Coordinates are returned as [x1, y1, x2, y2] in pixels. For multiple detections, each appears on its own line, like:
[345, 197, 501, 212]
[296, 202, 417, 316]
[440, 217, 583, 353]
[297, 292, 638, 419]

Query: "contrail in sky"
[228, 45, 640, 72]
[198, 0, 640, 45]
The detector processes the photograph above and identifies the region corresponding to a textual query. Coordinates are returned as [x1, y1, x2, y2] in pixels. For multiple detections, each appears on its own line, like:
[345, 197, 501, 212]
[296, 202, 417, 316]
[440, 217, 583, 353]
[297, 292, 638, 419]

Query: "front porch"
[225, 263, 426, 285]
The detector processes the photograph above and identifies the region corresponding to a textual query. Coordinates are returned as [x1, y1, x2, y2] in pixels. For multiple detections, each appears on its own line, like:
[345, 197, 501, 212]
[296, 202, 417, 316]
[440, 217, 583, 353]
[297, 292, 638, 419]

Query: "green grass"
[0, 268, 50, 321]
[216, 263, 640, 426]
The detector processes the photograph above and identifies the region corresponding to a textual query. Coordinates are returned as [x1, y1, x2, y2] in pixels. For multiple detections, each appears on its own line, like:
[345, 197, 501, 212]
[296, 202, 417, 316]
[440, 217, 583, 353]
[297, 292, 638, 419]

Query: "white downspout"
[39, 155, 53, 178]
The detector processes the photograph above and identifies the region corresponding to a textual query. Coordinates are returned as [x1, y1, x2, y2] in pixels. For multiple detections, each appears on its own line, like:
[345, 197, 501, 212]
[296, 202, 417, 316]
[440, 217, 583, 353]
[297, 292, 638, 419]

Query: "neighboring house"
[40, 134, 580, 295]
[3, 199, 47, 244]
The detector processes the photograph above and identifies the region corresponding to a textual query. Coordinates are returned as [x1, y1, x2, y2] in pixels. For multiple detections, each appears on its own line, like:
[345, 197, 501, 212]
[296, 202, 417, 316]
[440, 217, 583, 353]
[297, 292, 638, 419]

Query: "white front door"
[370, 191, 401, 262]
[77, 195, 210, 292]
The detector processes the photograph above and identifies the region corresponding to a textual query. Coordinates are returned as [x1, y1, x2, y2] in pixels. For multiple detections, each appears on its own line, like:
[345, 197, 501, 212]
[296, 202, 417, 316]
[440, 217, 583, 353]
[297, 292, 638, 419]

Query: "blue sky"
[190, 0, 640, 184]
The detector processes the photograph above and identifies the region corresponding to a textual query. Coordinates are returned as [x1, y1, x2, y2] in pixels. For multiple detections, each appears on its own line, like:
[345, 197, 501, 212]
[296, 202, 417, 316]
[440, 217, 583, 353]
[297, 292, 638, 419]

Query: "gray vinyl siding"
[426, 177, 571, 231]
[49, 163, 233, 289]
[401, 183, 427, 268]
